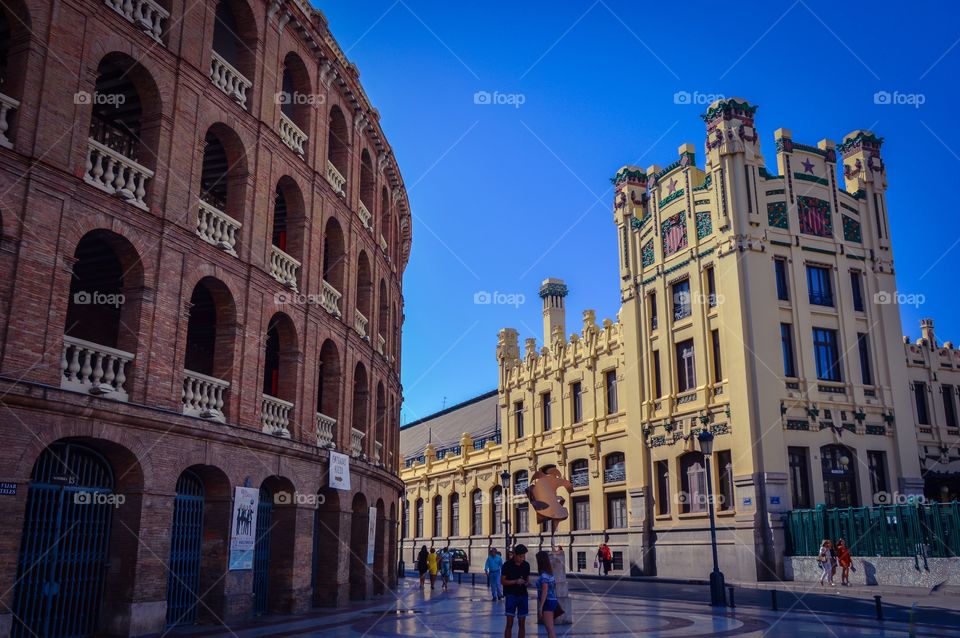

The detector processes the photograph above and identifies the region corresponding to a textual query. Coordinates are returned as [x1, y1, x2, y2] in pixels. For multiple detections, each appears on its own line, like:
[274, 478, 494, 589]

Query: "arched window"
[326, 106, 349, 196]
[210, 0, 256, 108]
[570, 459, 589, 489]
[351, 363, 369, 456]
[679, 452, 707, 514]
[197, 125, 246, 256]
[471, 489, 483, 536]
[0, 1, 30, 148]
[321, 218, 345, 315]
[604, 452, 626, 483]
[402, 499, 409, 539]
[182, 278, 236, 421]
[270, 178, 304, 290]
[449, 493, 459, 537]
[359, 149, 374, 228]
[377, 280, 388, 355]
[433, 495, 443, 538]
[415, 498, 424, 538]
[316, 340, 340, 447]
[380, 187, 392, 259]
[821, 444, 859, 507]
[278, 53, 310, 157]
[354, 252, 372, 338]
[491, 486, 503, 535]
[375, 382, 386, 463]
[260, 313, 297, 436]
[513, 470, 528, 496]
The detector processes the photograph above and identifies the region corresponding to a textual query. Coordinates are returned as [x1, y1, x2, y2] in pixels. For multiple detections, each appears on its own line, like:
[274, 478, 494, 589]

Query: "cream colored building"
[401, 98, 949, 581]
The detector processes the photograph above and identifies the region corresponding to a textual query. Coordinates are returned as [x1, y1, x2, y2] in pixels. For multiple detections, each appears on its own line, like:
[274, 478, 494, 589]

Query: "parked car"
[450, 548, 470, 573]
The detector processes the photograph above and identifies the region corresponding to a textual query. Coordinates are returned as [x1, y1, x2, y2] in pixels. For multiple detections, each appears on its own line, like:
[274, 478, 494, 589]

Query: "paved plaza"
[173, 576, 960, 638]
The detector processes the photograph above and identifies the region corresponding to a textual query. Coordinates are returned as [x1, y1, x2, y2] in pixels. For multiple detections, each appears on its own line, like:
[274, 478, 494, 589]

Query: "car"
[450, 548, 470, 573]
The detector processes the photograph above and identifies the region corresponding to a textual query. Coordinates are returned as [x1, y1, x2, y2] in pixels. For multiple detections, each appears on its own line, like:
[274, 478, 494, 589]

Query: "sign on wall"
[228, 486, 259, 570]
[367, 506, 377, 565]
[329, 451, 351, 491]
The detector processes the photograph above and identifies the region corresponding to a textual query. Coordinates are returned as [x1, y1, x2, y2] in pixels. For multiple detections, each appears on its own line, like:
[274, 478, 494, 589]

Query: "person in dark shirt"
[501, 544, 531, 638]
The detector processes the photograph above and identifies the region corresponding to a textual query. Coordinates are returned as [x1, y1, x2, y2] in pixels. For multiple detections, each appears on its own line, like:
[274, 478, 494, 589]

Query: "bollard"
[727, 585, 735, 609]
[770, 589, 778, 611]
[874, 595, 883, 621]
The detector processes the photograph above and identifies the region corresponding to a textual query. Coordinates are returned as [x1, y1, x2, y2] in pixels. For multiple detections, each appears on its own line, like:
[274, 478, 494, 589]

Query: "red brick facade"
[0, 0, 409, 635]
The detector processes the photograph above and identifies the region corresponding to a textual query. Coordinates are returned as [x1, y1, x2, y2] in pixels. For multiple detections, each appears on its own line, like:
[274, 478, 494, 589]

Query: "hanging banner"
[228, 486, 259, 570]
[367, 506, 377, 564]
[329, 451, 351, 491]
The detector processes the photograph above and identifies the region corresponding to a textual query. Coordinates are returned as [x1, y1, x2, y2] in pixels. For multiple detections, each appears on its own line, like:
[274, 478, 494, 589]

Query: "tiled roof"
[400, 391, 499, 459]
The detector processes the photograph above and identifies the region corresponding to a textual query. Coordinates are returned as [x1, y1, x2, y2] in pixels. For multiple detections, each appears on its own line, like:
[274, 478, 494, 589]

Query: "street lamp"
[697, 430, 726, 607]
[500, 469, 511, 555]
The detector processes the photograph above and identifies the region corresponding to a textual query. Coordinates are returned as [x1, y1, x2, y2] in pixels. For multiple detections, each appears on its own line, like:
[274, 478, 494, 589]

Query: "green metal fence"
[785, 502, 960, 558]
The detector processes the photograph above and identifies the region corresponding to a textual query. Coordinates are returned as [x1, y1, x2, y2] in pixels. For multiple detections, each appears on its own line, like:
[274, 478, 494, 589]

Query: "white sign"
[367, 506, 377, 565]
[329, 451, 351, 491]
[228, 486, 259, 570]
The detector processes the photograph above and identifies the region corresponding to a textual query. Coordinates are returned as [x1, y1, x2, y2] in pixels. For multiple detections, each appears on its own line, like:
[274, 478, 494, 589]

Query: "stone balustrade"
[269, 245, 300, 290]
[357, 201, 372, 229]
[84, 138, 154, 210]
[103, 0, 169, 43]
[326, 160, 346, 196]
[351, 427, 365, 457]
[0, 92, 19, 149]
[209, 50, 252, 108]
[261, 395, 293, 438]
[321, 279, 342, 317]
[182, 369, 229, 422]
[354, 309, 368, 338]
[278, 112, 307, 158]
[196, 200, 241, 256]
[374, 441, 382, 464]
[316, 412, 336, 448]
[60, 335, 134, 402]
[379, 234, 388, 252]
[377, 334, 385, 355]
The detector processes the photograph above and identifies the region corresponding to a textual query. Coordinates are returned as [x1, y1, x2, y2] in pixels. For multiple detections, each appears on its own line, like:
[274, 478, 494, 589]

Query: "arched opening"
[278, 52, 310, 157]
[316, 339, 340, 447]
[471, 489, 483, 536]
[313, 487, 342, 606]
[373, 498, 386, 595]
[448, 492, 459, 538]
[432, 494, 443, 538]
[197, 124, 247, 255]
[415, 497, 424, 538]
[679, 451, 706, 514]
[821, 444, 859, 507]
[85, 54, 160, 209]
[379, 187, 392, 258]
[388, 502, 397, 589]
[359, 149, 374, 227]
[391, 302, 400, 363]
[491, 486, 503, 536]
[253, 475, 297, 616]
[349, 493, 369, 600]
[377, 280, 388, 354]
[354, 251, 372, 338]
[570, 458, 589, 489]
[183, 277, 236, 421]
[261, 313, 298, 437]
[321, 217, 345, 315]
[270, 177, 305, 290]
[326, 106, 349, 195]
[374, 382, 385, 464]
[62, 231, 144, 401]
[210, 0, 256, 108]
[350, 362, 369, 456]
[0, 1, 29, 148]
[604, 452, 626, 483]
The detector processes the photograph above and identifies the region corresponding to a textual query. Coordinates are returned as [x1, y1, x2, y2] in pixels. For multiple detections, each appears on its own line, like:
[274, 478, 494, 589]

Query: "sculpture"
[525, 467, 573, 533]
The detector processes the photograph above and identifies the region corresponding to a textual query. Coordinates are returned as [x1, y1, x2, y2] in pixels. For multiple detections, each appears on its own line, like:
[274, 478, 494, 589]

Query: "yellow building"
[401, 98, 950, 581]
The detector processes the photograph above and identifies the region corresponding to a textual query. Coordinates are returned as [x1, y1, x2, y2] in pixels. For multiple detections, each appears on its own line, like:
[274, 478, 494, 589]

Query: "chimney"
[539, 278, 568, 346]
[921, 318, 936, 348]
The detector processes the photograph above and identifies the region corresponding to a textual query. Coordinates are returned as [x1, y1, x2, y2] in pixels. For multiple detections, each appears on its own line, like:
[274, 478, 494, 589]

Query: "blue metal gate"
[165, 470, 204, 627]
[12, 442, 114, 638]
[252, 488, 273, 616]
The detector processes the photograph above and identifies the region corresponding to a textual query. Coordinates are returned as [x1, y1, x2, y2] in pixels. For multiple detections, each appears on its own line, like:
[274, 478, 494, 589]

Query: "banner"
[367, 506, 377, 564]
[228, 486, 259, 570]
[329, 451, 351, 491]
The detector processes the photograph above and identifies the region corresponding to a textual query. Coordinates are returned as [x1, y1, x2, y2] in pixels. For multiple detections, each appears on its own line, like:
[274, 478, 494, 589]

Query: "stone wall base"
[785, 556, 960, 587]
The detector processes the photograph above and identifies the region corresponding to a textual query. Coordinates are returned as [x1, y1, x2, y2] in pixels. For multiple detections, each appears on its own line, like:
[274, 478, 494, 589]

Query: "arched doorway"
[349, 493, 369, 600]
[313, 487, 341, 606]
[166, 470, 205, 627]
[373, 498, 386, 594]
[821, 445, 859, 507]
[12, 442, 115, 638]
[253, 476, 296, 616]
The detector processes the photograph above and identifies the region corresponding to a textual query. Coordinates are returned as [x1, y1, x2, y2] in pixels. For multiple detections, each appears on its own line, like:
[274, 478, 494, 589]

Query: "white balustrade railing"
[321, 279, 342, 317]
[0, 92, 19, 149]
[85, 138, 154, 210]
[326, 160, 346, 196]
[261, 395, 293, 438]
[354, 309, 368, 338]
[378, 234, 388, 252]
[103, 0, 169, 43]
[357, 201, 372, 229]
[278, 112, 307, 158]
[316, 412, 336, 448]
[196, 200, 241, 256]
[269, 245, 300, 290]
[377, 334, 385, 355]
[209, 50, 252, 108]
[182, 369, 229, 422]
[374, 441, 383, 464]
[350, 427, 365, 458]
[60, 335, 134, 401]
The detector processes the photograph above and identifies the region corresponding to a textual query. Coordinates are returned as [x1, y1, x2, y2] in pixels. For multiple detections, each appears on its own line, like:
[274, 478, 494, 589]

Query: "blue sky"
[319, 1, 960, 424]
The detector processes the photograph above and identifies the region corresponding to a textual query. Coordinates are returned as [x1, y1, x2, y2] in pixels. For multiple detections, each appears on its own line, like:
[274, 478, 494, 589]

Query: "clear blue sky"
[319, 1, 960, 425]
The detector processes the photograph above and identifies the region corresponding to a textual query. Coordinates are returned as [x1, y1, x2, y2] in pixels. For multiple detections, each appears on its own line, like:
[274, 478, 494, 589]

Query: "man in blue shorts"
[501, 544, 531, 638]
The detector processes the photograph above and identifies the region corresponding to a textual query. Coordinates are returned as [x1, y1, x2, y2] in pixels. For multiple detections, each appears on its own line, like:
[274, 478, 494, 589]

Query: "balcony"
[376, 334, 386, 355]
[196, 200, 241, 256]
[809, 292, 834, 307]
[182, 370, 229, 422]
[60, 335, 134, 402]
[278, 112, 307, 158]
[350, 427, 365, 458]
[269, 245, 300, 290]
[261, 395, 292, 438]
[379, 234, 388, 252]
[0, 91, 19, 149]
[514, 480, 528, 496]
[321, 280, 342, 317]
[354, 309, 368, 338]
[571, 470, 589, 488]
[84, 138, 154, 210]
[209, 50, 252, 108]
[357, 201, 372, 230]
[604, 465, 626, 483]
[326, 160, 346, 196]
[103, 0, 168, 43]
[673, 305, 692, 321]
[316, 412, 336, 448]
[374, 441, 383, 464]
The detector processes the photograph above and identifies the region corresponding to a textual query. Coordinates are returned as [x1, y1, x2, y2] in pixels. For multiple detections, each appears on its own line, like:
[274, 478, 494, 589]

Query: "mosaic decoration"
[659, 188, 684, 208]
[696, 211, 713, 239]
[842, 215, 862, 243]
[693, 173, 712, 192]
[660, 212, 688, 257]
[631, 212, 651, 230]
[797, 195, 832, 238]
[641, 239, 655, 267]
[767, 201, 788, 229]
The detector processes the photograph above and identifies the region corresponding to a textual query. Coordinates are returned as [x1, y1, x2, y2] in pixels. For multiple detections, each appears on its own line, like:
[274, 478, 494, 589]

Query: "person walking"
[817, 539, 835, 586]
[502, 544, 531, 638]
[485, 547, 505, 601]
[439, 546, 452, 590]
[535, 551, 559, 638]
[417, 546, 429, 589]
[597, 543, 612, 576]
[427, 547, 439, 590]
[836, 539, 852, 586]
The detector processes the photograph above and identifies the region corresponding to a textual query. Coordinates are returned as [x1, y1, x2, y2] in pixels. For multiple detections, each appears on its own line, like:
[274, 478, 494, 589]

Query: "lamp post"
[500, 469, 511, 555]
[697, 430, 726, 607]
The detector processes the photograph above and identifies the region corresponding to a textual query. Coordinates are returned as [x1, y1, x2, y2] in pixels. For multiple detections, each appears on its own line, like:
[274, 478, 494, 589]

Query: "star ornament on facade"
[667, 178, 678, 194]
[801, 158, 815, 174]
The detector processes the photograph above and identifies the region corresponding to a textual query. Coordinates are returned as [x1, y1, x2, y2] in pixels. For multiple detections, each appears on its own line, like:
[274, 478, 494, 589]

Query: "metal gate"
[165, 470, 205, 627]
[12, 442, 114, 638]
[252, 487, 273, 616]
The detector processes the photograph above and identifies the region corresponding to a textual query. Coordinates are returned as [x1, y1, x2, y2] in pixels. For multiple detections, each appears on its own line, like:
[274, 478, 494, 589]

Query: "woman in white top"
[817, 539, 835, 586]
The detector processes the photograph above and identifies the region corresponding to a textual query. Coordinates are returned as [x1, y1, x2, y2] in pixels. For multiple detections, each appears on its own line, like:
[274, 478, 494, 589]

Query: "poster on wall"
[228, 486, 259, 570]
[329, 451, 351, 491]
[367, 506, 377, 565]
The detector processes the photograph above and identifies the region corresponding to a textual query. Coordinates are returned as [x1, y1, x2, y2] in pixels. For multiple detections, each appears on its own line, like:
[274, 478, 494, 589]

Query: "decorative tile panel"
[797, 195, 832, 238]
[842, 215, 862, 243]
[661, 212, 688, 257]
[696, 211, 713, 239]
[767, 201, 788, 229]
[641, 239, 655, 267]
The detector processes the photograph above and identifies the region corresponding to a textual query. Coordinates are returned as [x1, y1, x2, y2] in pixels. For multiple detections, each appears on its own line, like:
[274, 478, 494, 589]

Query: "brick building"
[0, 0, 411, 636]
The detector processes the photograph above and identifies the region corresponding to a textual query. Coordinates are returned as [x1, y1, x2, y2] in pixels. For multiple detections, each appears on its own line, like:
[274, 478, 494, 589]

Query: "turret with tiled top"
[702, 97, 764, 230]
[839, 130, 890, 249]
